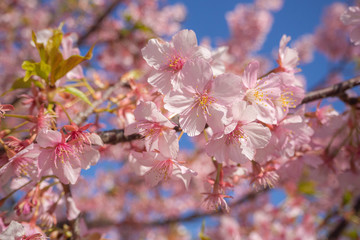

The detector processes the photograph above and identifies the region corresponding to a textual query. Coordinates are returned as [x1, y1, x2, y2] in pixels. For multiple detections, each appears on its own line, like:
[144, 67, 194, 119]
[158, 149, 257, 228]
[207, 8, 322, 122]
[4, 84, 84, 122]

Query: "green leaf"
[47, 30, 63, 68]
[342, 191, 353, 206]
[32, 31, 47, 62]
[64, 87, 93, 106]
[1, 77, 44, 96]
[298, 180, 315, 195]
[199, 220, 211, 240]
[52, 45, 94, 83]
[21, 60, 50, 82]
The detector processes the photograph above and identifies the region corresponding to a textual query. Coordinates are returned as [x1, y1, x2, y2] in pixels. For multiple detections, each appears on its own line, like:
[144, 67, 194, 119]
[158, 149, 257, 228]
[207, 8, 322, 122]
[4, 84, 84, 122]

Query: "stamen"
[168, 56, 185, 72]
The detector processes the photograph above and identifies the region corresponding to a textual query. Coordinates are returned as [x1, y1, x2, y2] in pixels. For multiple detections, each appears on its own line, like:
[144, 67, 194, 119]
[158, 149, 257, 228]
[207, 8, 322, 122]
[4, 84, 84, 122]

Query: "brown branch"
[97, 129, 143, 144]
[73, 81, 129, 126]
[77, 0, 123, 46]
[62, 183, 81, 240]
[327, 196, 360, 240]
[301, 76, 360, 104]
[84, 188, 269, 229]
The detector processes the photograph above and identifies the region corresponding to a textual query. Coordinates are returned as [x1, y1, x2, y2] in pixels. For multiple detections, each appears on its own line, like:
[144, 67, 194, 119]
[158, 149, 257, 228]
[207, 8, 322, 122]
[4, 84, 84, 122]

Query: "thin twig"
[84, 188, 269, 229]
[77, 0, 123, 46]
[327, 196, 360, 240]
[62, 183, 81, 240]
[73, 81, 129, 126]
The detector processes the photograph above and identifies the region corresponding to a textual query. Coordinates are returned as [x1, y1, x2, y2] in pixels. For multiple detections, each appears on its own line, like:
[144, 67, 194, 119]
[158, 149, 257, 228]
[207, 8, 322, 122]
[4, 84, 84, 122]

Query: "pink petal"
[231, 101, 257, 124]
[206, 136, 227, 163]
[66, 196, 80, 221]
[212, 73, 244, 104]
[242, 122, 271, 149]
[158, 130, 179, 159]
[141, 39, 172, 69]
[172, 163, 197, 189]
[38, 150, 54, 170]
[207, 104, 227, 134]
[0, 221, 25, 239]
[164, 91, 194, 114]
[124, 122, 140, 136]
[179, 105, 207, 137]
[128, 152, 152, 175]
[36, 130, 61, 148]
[172, 29, 198, 57]
[79, 146, 100, 170]
[88, 133, 104, 147]
[229, 143, 251, 163]
[350, 26, 360, 46]
[181, 59, 213, 91]
[253, 100, 277, 124]
[148, 70, 174, 95]
[52, 161, 81, 184]
[243, 61, 259, 89]
[191, 46, 212, 59]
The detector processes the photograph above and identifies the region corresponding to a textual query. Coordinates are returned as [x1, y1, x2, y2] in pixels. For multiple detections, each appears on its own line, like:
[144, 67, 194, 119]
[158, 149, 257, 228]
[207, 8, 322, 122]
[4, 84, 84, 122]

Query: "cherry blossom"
[164, 59, 242, 136]
[0, 103, 14, 122]
[206, 101, 271, 164]
[125, 101, 179, 158]
[341, 6, 360, 45]
[142, 29, 211, 94]
[129, 151, 197, 189]
[239, 61, 281, 124]
[36, 129, 101, 184]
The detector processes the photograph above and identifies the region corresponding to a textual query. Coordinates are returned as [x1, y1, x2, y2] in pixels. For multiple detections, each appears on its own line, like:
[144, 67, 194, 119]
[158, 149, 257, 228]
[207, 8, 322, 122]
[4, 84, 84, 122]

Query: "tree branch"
[327, 196, 360, 240]
[73, 81, 129, 126]
[77, 0, 123, 46]
[301, 76, 360, 104]
[84, 188, 269, 229]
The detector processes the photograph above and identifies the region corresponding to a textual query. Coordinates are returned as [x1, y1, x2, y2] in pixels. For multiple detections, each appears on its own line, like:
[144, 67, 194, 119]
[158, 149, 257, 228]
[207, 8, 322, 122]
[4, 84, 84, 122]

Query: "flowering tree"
[1, 0, 360, 239]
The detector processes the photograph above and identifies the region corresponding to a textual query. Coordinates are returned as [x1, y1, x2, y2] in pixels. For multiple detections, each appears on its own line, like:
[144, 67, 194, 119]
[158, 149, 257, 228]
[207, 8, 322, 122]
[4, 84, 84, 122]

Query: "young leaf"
[64, 87, 93, 106]
[53, 45, 95, 83]
[21, 60, 50, 82]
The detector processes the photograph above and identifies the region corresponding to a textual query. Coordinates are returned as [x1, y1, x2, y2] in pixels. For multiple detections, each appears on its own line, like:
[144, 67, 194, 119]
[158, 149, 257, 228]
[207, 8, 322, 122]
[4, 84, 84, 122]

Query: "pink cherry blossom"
[0, 103, 14, 122]
[0, 221, 45, 240]
[274, 72, 305, 121]
[164, 59, 242, 136]
[0, 144, 40, 185]
[206, 101, 271, 164]
[240, 60, 281, 124]
[255, 110, 314, 163]
[341, 6, 360, 45]
[277, 35, 300, 73]
[141, 29, 211, 94]
[36, 130, 81, 184]
[36, 129, 101, 184]
[125, 101, 179, 158]
[129, 151, 197, 189]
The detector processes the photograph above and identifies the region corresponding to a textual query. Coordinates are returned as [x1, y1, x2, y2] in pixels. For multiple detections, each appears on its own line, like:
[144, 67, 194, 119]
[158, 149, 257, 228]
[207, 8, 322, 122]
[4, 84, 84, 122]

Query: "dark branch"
[301, 76, 360, 104]
[77, 0, 123, 46]
[327, 196, 360, 240]
[84, 188, 269, 229]
[97, 129, 143, 144]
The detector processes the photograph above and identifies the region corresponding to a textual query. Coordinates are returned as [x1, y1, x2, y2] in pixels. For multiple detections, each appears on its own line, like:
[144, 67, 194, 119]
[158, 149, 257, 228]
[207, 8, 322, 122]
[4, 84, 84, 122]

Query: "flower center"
[277, 92, 296, 111]
[156, 159, 173, 181]
[168, 56, 185, 72]
[194, 93, 216, 116]
[54, 143, 76, 166]
[245, 88, 265, 103]
[13, 157, 34, 177]
[226, 125, 247, 145]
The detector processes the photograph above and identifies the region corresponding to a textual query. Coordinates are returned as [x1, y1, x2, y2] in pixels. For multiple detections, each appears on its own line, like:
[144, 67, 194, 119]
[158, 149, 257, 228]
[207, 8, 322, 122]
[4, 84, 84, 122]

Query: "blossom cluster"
[0, 0, 360, 239]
